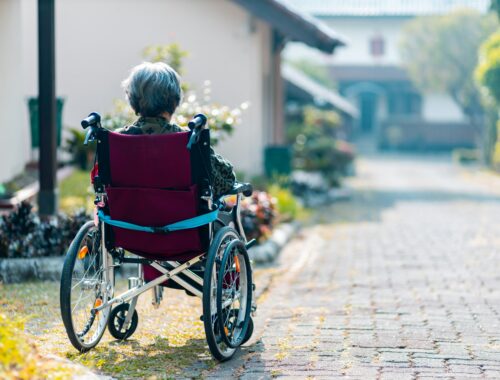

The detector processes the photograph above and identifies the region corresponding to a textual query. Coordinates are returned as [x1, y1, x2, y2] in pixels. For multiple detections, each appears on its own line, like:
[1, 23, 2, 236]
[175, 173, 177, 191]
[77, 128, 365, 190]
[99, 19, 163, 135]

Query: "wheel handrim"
[208, 234, 237, 357]
[69, 227, 109, 347]
[217, 240, 250, 348]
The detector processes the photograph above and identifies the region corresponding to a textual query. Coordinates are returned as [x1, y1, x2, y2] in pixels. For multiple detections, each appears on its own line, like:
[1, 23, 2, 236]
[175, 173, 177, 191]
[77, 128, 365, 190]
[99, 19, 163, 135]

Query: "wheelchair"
[59, 112, 256, 361]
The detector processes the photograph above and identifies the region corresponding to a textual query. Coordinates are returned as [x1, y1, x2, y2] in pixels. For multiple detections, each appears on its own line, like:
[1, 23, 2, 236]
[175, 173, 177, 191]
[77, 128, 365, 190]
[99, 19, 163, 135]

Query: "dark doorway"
[359, 92, 377, 133]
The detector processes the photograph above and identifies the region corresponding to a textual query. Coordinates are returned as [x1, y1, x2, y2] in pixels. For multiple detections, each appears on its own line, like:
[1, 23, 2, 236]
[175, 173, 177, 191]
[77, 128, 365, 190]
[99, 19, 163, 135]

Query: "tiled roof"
[283, 0, 489, 16]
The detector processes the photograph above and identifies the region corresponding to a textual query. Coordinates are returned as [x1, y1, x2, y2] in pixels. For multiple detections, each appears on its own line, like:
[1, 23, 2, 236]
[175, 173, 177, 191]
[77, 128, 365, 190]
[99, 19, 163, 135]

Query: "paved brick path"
[207, 154, 500, 379]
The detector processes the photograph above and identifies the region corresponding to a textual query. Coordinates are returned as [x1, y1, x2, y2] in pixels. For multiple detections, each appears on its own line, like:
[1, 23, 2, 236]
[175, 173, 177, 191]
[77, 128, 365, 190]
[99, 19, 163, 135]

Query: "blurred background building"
[0, 0, 348, 184]
[284, 0, 490, 150]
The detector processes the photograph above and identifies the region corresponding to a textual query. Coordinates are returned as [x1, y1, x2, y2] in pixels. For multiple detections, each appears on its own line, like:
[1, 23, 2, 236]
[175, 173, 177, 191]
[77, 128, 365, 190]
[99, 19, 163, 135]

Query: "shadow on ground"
[314, 187, 500, 226]
[67, 336, 215, 378]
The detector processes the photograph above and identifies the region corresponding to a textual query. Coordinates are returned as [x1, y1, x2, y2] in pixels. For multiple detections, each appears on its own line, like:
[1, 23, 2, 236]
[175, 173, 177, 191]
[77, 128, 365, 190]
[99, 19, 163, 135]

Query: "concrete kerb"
[0, 222, 300, 284]
[247, 222, 300, 265]
[0, 256, 65, 284]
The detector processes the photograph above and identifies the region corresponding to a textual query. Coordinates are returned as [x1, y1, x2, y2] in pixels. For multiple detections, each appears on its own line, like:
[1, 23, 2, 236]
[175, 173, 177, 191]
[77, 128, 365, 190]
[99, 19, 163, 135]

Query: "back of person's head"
[122, 62, 182, 117]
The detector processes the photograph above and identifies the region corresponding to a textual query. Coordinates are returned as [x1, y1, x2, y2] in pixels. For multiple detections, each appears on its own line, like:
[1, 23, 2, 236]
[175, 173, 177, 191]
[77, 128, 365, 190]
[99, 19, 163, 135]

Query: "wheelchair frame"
[92, 190, 247, 312]
[60, 112, 255, 361]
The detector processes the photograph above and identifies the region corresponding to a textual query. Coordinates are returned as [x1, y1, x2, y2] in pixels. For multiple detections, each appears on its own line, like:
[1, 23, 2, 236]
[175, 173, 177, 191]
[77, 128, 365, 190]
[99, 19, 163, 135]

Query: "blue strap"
[98, 209, 218, 233]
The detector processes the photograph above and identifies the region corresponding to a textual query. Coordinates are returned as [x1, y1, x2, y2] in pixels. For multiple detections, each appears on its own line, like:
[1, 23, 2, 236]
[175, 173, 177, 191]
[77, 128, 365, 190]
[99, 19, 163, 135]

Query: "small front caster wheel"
[108, 303, 138, 340]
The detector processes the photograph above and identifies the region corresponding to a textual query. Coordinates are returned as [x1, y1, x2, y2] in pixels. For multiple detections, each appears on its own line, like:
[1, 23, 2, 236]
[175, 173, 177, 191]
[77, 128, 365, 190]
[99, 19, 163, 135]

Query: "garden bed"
[0, 166, 74, 210]
[0, 220, 299, 284]
[0, 172, 305, 282]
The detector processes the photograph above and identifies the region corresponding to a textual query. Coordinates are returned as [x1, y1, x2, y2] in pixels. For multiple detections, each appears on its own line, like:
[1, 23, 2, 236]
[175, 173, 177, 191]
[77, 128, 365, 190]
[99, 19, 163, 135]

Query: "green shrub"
[452, 148, 481, 164]
[65, 128, 96, 170]
[240, 191, 276, 242]
[103, 43, 248, 146]
[59, 169, 94, 213]
[268, 184, 304, 222]
[0, 202, 90, 259]
[287, 106, 355, 186]
[476, 31, 500, 104]
[492, 121, 500, 170]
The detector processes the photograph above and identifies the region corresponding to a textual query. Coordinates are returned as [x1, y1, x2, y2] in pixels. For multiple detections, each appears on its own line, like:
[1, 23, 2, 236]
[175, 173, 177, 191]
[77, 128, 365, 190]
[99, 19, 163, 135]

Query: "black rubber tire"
[60, 221, 110, 352]
[108, 303, 139, 340]
[242, 316, 254, 345]
[203, 227, 240, 361]
[216, 239, 252, 348]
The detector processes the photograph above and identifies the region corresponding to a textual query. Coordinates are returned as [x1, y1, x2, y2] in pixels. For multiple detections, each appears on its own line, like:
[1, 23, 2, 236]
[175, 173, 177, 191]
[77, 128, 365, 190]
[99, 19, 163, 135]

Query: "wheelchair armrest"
[224, 182, 253, 197]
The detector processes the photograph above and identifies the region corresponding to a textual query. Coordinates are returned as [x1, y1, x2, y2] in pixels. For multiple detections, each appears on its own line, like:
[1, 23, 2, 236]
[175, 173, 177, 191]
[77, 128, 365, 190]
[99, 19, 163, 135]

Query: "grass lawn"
[1, 280, 216, 379]
[59, 169, 93, 213]
[0, 268, 271, 379]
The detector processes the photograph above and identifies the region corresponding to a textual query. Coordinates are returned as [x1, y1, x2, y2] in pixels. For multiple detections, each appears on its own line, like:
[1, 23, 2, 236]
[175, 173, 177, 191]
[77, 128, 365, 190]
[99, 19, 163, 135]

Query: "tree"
[491, 0, 500, 19]
[476, 31, 500, 167]
[400, 10, 496, 138]
[142, 43, 188, 74]
[102, 43, 247, 146]
[476, 31, 500, 104]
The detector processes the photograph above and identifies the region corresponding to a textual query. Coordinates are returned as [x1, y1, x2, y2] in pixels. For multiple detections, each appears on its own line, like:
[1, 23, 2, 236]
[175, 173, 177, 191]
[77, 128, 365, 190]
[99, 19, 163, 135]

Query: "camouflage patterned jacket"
[118, 116, 236, 197]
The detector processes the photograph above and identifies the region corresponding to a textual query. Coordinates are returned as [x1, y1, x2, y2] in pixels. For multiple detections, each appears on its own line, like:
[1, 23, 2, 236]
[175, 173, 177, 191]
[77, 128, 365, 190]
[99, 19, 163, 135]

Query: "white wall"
[19, 0, 270, 176]
[422, 93, 465, 122]
[323, 17, 408, 66]
[0, 0, 30, 183]
[284, 15, 468, 124]
[284, 17, 408, 66]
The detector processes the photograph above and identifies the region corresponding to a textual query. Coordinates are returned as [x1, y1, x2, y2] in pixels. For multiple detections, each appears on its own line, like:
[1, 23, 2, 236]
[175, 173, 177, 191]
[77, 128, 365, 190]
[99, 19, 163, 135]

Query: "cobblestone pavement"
[206, 154, 500, 379]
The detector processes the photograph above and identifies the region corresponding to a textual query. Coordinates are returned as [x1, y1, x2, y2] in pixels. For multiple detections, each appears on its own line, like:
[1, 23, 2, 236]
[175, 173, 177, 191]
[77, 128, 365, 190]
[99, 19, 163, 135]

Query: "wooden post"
[38, 0, 58, 216]
[272, 31, 286, 145]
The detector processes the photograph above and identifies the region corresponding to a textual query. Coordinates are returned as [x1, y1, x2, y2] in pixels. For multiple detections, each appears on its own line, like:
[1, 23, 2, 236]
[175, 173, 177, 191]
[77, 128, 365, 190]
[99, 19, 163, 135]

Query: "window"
[370, 35, 385, 57]
[388, 91, 422, 116]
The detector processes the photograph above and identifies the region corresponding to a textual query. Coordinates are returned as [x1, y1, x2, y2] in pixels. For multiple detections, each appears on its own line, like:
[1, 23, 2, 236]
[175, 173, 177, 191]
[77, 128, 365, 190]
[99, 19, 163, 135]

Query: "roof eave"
[283, 64, 359, 117]
[232, 0, 347, 54]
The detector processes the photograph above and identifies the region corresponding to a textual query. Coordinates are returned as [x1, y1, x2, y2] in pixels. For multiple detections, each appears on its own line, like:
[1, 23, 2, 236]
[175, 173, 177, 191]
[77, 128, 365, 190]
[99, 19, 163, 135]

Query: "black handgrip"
[242, 183, 253, 197]
[188, 113, 207, 129]
[225, 182, 253, 197]
[81, 112, 101, 129]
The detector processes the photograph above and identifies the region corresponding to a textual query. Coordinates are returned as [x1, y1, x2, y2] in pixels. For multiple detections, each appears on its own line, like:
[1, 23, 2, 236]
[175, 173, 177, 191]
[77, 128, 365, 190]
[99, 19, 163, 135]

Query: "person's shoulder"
[117, 125, 143, 135]
[167, 123, 188, 133]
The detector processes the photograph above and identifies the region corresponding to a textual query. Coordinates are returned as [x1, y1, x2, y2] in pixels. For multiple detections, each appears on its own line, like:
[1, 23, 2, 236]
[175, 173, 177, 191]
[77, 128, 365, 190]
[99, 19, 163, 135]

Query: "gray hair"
[122, 62, 182, 117]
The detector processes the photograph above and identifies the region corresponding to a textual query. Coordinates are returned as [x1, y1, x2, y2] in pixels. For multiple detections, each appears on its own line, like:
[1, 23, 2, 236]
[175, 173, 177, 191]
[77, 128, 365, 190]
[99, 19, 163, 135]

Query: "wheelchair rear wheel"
[203, 227, 253, 361]
[60, 221, 113, 352]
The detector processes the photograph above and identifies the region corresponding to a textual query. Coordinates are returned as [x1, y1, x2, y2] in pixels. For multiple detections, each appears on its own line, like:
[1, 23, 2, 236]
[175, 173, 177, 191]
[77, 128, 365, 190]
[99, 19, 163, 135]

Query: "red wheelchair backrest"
[96, 129, 212, 261]
[107, 132, 192, 188]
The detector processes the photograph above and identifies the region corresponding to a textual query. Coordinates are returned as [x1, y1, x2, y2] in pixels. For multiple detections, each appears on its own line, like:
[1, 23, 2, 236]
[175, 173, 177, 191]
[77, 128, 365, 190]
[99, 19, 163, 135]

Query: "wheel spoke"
[61, 222, 112, 352]
[71, 292, 98, 313]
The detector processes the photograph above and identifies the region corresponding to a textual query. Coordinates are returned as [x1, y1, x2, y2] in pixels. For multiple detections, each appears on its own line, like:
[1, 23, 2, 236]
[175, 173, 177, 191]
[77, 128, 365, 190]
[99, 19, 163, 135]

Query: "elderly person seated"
[119, 61, 236, 198]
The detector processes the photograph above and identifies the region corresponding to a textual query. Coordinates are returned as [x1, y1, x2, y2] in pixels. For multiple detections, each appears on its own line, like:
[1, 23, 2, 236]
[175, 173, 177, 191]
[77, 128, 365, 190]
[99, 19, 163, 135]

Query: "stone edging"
[247, 221, 300, 265]
[0, 222, 300, 284]
[0, 256, 65, 284]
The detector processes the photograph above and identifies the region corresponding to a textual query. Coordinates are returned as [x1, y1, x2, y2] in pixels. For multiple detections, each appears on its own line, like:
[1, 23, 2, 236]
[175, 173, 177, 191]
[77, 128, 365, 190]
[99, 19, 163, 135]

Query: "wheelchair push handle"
[186, 114, 208, 150]
[188, 114, 207, 130]
[81, 112, 102, 145]
[81, 112, 101, 129]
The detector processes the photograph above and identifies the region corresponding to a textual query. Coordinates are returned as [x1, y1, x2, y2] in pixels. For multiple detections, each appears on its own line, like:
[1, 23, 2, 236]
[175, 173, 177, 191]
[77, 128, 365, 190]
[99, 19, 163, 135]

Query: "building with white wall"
[284, 0, 490, 150]
[0, 0, 344, 184]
